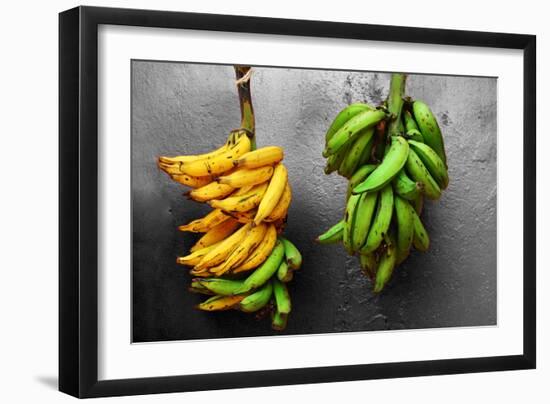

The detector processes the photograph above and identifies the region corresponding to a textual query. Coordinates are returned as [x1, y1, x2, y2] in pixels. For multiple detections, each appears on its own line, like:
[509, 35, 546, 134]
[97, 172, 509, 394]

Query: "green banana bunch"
[318, 73, 450, 293]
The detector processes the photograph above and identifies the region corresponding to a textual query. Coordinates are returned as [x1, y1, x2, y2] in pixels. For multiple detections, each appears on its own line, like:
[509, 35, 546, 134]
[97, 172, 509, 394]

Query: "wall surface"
[131, 62, 497, 341]
[1, 1, 548, 403]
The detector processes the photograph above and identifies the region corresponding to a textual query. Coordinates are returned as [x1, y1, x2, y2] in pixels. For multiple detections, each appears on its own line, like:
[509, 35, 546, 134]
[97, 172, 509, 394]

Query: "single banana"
[413, 194, 424, 215]
[254, 164, 288, 225]
[159, 129, 243, 165]
[324, 109, 386, 156]
[227, 209, 256, 224]
[353, 136, 409, 194]
[347, 164, 378, 199]
[196, 294, 245, 311]
[188, 181, 234, 202]
[265, 182, 292, 222]
[359, 252, 378, 280]
[408, 140, 449, 189]
[209, 182, 268, 213]
[194, 223, 252, 270]
[195, 278, 245, 296]
[338, 127, 375, 178]
[190, 218, 239, 252]
[178, 209, 229, 233]
[234, 240, 285, 294]
[276, 260, 293, 282]
[406, 148, 441, 200]
[355, 130, 376, 169]
[273, 278, 292, 314]
[360, 185, 394, 254]
[176, 242, 220, 266]
[412, 100, 447, 165]
[392, 169, 423, 201]
[189, 280, 212, 295]
[217, 165, 274, 188]
[325, 102, 373, 143]
[280, 237, 302, 270]
[234, 224, 278, 273]
[209, 223, 267, 275]
[412, 209, 430, 251]
[402, 110, 424, 142]
[352, 191, 379, 252]
[373, 233, 397, 293]
[271, 308, 288, 331]
[238, 281, 273, 313]
[316, 220, 344, 245]
[169, 174, 212, 188]
[343, 194, 361, 254]
[394, 195, 414, 264]
[233, 146, 284, 169]
[177, 134, 252, 177]
[324, 141, 351, 174]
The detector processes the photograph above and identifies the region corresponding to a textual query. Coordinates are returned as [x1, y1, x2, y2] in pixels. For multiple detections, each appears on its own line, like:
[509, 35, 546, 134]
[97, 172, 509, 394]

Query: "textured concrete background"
[131, 61, 497, 342]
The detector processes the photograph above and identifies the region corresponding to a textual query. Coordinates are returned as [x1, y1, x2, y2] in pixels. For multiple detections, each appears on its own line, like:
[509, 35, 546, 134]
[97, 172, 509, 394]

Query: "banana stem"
[387, 73, 407, 137]
[235, 66, 256, 150]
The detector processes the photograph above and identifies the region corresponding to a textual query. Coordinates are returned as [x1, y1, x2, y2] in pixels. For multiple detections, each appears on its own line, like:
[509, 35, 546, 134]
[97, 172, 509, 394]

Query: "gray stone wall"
[132, 61, 496, 341]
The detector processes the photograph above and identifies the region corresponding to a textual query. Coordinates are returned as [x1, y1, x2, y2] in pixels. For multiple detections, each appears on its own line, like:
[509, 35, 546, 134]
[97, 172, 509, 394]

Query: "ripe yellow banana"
[194, 223, 251, 270]
[233, 146, 284, 169]
[188, 181, 235, 202]
[265, 182, 291, 222]
[254, 164, 288, 225]
[227, 209, 256, 224]
[233, 224, 278, 273]
[177, 134, 252, 177]
[210, 223, 267, 275]
[176, 242, 220, 266]
[190, 218, 239, 252]
[209, 182, 268, 213]
[178, 209, 229, 233]
[196, 295, 245, 311]
[169, 174, 212, 188]
[217, 165, 274, 188]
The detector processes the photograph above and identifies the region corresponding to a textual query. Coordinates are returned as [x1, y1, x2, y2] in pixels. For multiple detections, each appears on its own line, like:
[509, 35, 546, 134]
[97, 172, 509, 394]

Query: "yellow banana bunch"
[160, 125, 302, 331]
[318, 73, 449, 294]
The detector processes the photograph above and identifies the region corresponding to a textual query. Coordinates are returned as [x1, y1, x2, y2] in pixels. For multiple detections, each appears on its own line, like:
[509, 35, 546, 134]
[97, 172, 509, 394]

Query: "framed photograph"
[59, 6, 536, 398]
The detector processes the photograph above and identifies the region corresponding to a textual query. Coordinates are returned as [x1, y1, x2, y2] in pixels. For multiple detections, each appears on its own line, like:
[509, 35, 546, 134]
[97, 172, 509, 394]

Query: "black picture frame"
[59, 5, 536, 398]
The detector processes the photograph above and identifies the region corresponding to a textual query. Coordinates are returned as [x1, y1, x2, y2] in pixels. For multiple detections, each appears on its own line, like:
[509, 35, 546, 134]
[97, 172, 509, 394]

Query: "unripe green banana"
[317, 220, 344, 245]
[234, 240, 285, 294]
[392, 169, 423, 201]
[373, 233, 397, 293]
[347, 164, 378, 199]
[277, 260, 293, 282]
[343, 194, 361, 254]
[403, 109, 419, 133]
[406, 129, 424, 143]
[196, 278, 245, 296]
[408, 140, 449, 189]
[412, 100, 447, 165]
[338, 127, 375, 178]
[360, 185, 394, 254]
[324, 109, 386, 157]
[280, 237, 302, 270]
[325, 103, 373, 143]
[406, 148, 441, 200]
[189, 281, 213, 295]
[353, 136, 409, 194]
[412, 209, 430, 251]
[355, 131, 376, 168]
[325, 141, 351, 174]
[413, 194, 424, 215]
[394, 196, 415, 264]
[273, 278, 292, 314]
[271, 308, 288, 331]
[352, 191, 379, 251]
[359, 252, 378, 280]
[239, 281, 273, 313]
